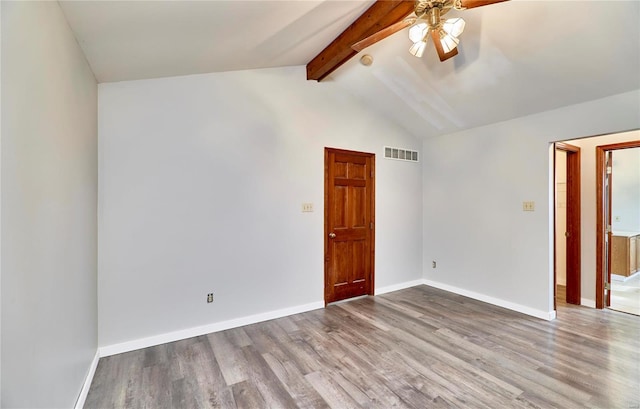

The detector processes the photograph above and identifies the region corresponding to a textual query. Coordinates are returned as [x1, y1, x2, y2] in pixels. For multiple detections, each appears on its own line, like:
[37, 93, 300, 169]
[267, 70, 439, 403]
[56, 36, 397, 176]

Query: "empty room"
[1, 1, 639, 408]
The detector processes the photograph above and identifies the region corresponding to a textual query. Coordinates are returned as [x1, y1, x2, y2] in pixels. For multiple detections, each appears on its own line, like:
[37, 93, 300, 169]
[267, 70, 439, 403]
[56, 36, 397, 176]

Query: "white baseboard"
[99, 301, 324, 357]
[98, 278, 559, 358]
[422, 279, 556, 321]
[74, 351, 99, 409]
[376, 279, 425, 295]
[581, 298, 596, 308]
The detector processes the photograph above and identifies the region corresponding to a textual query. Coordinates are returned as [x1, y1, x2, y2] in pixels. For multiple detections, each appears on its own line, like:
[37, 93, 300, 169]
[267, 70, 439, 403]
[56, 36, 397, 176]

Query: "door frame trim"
[324, 147, 376, 306]
[596, 140, 640, 308]
[554, 142, 581, 306]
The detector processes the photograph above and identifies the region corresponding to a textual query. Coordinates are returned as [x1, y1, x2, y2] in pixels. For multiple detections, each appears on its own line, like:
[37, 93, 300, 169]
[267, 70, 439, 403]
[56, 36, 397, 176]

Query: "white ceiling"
[59, 0, 640, 138]
[59, 0, 375, 82]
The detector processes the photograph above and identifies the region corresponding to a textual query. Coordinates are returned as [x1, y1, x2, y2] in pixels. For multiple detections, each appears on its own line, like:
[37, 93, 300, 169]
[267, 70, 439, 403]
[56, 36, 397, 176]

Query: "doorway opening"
[554, 143, 581, 309]
[596, 141, 640, 314]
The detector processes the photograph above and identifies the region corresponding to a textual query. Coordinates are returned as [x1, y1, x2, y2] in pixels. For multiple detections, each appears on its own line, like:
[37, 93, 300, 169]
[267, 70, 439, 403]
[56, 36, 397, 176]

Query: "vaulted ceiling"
[59, 0, 640, 138]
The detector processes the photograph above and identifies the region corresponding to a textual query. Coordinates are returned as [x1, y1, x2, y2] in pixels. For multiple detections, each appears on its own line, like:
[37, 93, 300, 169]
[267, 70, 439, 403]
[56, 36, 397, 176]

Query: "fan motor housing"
[414, 0, 455, 17]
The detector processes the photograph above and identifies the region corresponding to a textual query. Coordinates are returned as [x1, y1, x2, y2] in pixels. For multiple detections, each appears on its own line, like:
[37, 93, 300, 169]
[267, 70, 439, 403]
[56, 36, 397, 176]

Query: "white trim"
[99, 301, 324, 357]
[375, 279, 425, 295]
[99, 279, 560, 358]
[74, 351, 99, 409]
[581, 298, 596, 308]
[422, 279, 556, 321]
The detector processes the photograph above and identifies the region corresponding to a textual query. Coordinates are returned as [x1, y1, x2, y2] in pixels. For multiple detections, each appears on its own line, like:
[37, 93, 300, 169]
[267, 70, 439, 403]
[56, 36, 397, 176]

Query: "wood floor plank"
[239, 344, 299, 408]
[261, 352, 330, 409]
[84, 349, 146, 408]
[432, 326, 593, 407]
[85, 285, 640, 408]
[174, 337, 235, 408]
[231, 380, 266, 409]
[207, 331, 250, 386]
[304, 371, 362, 409]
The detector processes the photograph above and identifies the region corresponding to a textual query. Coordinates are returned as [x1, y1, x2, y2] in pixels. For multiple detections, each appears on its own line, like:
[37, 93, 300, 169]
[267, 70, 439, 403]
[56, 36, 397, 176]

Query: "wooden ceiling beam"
[306, 0, 414, 82]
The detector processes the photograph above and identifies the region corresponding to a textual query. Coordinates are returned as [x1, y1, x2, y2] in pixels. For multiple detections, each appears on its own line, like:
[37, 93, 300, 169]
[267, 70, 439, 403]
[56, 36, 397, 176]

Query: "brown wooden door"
[565, 145, 581, 305]
[324, 148, 375, 305]
[554, 143, 581, 307]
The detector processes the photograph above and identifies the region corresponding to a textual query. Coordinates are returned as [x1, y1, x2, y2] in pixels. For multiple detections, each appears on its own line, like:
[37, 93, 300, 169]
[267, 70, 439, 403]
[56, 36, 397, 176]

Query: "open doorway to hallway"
[597, 143, 640, 316]
[554, 143, 581, 308]
[553, 130, 639, 315]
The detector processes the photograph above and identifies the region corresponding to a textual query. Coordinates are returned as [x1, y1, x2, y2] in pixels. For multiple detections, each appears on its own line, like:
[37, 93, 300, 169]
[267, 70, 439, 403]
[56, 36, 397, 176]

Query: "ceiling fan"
[352, 0, 508, 62]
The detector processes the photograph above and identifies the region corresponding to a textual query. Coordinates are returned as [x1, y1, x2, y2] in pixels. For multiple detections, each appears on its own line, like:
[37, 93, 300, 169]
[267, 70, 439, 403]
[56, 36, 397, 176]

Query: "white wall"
[566, 129, 640, 300]
[611, 147, 640, 232]
[1, 2, 98, 407]
[98, 66, 423, 348]
[422, 90, 640, 316]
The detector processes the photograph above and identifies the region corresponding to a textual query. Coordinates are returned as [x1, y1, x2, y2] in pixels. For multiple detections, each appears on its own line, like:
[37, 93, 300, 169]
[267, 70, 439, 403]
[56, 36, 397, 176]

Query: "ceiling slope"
[59, 0, 375, 83]
[58, 1, 640, 139]
[328, 0, 640, 138]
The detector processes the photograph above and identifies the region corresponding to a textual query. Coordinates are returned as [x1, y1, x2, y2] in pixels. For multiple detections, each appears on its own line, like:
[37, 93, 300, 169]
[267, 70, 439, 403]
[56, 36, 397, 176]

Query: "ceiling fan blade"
[458, 0, 508, 9]
[430, 29, 459, 62]
[352, 18, 415, 52]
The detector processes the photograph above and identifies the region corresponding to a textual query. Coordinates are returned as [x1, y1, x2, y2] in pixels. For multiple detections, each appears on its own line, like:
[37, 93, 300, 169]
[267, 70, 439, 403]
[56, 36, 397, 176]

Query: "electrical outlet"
[522, 201, 535, 211]
[432, 261, 436, 268]
[207, 293, 214, 303]
[615, 216, 621, 222]
[302, 203, 314, 212]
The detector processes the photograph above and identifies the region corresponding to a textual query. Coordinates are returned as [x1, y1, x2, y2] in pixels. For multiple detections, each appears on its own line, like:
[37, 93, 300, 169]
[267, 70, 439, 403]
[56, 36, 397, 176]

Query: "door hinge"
[606, 225, 612, 233]
[605, 282, 611, 291]
[606, 166, 612, 175]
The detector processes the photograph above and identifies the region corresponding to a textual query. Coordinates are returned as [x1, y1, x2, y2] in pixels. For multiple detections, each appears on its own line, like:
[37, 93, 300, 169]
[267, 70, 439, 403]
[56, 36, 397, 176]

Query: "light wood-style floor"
[86, 285, 640, 408]
[611, 273, 640, 316]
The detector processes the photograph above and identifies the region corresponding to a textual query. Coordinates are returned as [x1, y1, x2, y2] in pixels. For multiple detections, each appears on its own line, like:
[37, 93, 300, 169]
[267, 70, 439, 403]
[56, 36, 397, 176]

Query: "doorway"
[555, 143, 581, 307]
[596, 141, 640, 312]
[324, 148, 375, 305]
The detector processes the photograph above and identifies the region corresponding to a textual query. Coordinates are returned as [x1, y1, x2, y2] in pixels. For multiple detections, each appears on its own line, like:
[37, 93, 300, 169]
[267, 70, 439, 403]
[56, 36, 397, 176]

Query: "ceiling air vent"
[384, 146, 419, 162]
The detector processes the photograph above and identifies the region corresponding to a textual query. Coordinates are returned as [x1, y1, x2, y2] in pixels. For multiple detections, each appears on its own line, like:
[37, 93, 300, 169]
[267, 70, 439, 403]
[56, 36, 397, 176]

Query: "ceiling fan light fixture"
[409, 40, 428, 58]
[439, 29, 460, 53]
[408, 22, 428, 43]
[442, 17, 465, 38]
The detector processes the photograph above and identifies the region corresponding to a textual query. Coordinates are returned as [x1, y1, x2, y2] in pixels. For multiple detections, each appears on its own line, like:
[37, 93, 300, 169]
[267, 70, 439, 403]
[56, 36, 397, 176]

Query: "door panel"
[605, 150, 613, 307]
[352, 240, 367, 282]
[333, 241, 351, 285]
[325, 148, 375, 304]
[352, 187, 366, 227]
[333, 186, 347, 227]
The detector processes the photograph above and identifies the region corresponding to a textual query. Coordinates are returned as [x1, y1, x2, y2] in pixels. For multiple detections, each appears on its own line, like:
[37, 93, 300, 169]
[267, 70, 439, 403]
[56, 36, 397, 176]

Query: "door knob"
[329, 233, 336, 238]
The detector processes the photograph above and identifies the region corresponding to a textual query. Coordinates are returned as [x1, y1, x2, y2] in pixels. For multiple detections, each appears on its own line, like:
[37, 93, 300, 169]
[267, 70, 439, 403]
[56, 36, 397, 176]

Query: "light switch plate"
[302, 203, 314, 212]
